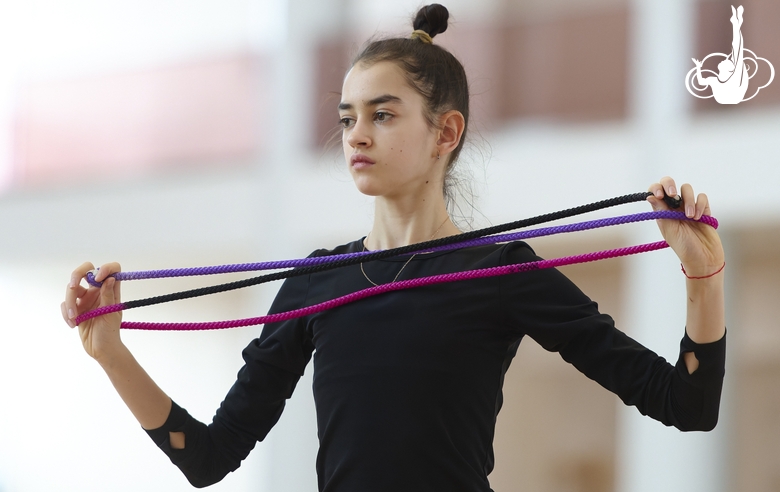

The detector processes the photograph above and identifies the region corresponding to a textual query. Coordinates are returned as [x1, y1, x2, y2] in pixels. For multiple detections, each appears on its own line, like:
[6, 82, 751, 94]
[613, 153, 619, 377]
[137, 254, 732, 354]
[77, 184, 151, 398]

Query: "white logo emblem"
[685, 5, 774, 104]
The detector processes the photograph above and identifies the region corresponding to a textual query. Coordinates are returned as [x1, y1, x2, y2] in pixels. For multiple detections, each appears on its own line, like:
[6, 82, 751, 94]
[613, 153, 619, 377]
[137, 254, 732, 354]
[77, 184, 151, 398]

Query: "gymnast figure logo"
[685, 5, 774, 104]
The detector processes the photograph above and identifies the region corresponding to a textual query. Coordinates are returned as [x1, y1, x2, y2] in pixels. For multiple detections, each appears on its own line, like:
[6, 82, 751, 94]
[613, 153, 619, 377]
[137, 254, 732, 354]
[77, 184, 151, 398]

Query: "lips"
[351, 154, 376, 168]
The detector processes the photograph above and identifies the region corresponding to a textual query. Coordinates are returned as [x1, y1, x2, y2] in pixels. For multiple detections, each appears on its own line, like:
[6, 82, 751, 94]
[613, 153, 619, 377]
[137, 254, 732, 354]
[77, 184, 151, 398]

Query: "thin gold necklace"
[360, 217, 449, 286]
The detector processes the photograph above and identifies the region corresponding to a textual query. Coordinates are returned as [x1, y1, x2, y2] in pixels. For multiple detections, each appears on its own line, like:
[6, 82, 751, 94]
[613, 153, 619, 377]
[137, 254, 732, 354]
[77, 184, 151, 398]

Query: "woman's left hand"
[647, 177, 725, 278]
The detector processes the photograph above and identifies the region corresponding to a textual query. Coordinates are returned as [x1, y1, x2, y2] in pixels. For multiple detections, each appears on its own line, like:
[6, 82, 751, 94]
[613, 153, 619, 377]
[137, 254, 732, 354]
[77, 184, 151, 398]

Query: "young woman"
[62, 4, 726, 491]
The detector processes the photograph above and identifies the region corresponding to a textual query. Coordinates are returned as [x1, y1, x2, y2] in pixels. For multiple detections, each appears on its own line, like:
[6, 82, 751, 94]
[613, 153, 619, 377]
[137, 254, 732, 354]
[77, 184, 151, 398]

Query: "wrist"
[95, 342, 131, 371]
[681, 261, 725, 280]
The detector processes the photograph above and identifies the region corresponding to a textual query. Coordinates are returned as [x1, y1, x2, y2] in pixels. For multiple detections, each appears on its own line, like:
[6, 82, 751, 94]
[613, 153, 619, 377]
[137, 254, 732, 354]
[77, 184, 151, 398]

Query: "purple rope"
[424, 211, 717, 251]
[85, 211, 717, 286]
[74, 210, 718, 330]
[120, 241, 669, 331]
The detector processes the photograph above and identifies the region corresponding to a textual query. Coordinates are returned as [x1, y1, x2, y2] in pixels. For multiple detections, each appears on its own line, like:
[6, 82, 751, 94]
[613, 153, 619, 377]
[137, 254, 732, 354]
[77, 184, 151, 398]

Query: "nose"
[345, 117, 372, 149]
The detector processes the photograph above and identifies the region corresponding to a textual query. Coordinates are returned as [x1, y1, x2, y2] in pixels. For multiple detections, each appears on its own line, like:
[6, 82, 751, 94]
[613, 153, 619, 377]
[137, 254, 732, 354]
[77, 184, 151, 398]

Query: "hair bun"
[413, 4, 449, 38]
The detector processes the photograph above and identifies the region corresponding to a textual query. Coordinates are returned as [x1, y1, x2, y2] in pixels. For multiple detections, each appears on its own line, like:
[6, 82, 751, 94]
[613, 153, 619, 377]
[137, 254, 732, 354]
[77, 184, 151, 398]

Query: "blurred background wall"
[0, 0, 778, 491]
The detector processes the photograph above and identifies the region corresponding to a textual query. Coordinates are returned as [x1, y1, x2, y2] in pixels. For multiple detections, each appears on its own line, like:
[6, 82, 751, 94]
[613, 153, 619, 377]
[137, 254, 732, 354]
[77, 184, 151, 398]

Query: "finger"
[64, 284, 87, 308]
[695, 192, 710, 220]
[112, 275, 122, 304]
[646, 194, 664, 211]
[647, 181, 664, 200]
[94, 262, 122, 283]
[69, 262, 95, 289]
[65, 262, 95, 320]
[680, 183, 696, 218]
[61, 302, 75, 328]
[75, 288, 101, 314]
[659, 176, 678, 199]
[101, 277, 118, 307]
[64, 270, 92, 319]
[71, 284, 88, 298]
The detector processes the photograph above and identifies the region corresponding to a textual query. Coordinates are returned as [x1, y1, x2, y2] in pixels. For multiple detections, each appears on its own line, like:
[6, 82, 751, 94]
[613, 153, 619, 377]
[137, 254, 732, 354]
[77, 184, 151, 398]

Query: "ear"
[435, 110, 465, 159]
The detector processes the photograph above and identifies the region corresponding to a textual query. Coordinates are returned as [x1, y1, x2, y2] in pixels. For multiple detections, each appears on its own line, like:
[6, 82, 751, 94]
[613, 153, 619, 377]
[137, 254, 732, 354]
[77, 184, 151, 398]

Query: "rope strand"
[115, 211, 714, 312]
[120, 241, 670, 331]
[87, 191, 664, 287]
[74, 197, 716, 328]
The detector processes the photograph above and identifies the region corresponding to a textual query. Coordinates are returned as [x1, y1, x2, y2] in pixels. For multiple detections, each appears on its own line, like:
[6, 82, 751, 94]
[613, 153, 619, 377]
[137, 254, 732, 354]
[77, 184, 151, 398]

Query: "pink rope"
[120, 241, 669, 331]
[81, 303, 125, 321]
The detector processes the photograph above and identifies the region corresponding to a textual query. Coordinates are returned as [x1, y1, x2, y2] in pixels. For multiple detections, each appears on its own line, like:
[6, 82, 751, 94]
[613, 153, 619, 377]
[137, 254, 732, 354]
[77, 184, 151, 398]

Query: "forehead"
[340, 61, 418, 107]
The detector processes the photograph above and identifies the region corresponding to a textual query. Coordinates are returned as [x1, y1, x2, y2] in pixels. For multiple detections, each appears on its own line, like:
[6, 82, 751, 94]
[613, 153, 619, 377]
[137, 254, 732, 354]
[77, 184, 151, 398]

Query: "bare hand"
[62, 262, 124, 361]
[647, 177, 725, 278]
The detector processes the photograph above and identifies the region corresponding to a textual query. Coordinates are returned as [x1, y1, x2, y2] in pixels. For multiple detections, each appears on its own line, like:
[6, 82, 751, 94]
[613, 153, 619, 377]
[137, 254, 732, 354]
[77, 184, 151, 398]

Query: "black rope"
[124, 191, 678, 311]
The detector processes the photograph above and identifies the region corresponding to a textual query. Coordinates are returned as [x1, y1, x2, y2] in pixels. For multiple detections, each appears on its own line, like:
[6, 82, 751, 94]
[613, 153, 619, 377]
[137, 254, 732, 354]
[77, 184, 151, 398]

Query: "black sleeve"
[144, 253, 320, 487]
[499, 241, 726, 432]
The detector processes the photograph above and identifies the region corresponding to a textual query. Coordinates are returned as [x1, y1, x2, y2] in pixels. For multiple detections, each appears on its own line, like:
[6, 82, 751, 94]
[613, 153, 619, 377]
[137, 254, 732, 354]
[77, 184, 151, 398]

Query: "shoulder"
[498, 240, 539, 264]
[307, 238, 364, 259]
[497, 240, 591, 302]
[267, 240, 362, 312]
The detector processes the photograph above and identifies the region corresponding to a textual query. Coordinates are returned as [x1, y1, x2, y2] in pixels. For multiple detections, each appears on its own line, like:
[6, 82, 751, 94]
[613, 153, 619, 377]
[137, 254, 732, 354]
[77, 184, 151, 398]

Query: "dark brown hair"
[350, 4, 470, 208]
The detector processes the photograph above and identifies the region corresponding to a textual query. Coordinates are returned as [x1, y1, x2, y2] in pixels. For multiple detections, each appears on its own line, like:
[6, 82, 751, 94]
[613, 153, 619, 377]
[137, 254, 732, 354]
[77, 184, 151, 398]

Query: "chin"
[350, 177, 383, 197]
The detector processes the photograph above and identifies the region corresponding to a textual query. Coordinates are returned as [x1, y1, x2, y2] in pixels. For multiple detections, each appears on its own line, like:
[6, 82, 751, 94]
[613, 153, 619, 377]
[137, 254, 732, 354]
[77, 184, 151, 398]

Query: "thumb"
[100, 277, 117, 307]
[646, 195, 664, 211]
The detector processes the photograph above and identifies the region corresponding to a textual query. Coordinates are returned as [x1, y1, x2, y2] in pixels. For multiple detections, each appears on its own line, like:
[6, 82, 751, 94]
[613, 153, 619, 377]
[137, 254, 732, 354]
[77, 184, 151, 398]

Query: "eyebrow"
[338, 94, 403, 111]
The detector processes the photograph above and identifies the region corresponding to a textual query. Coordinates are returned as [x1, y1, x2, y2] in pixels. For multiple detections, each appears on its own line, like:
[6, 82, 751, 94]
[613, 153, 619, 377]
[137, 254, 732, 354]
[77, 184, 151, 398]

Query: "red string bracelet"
[681, 261, 725, 279]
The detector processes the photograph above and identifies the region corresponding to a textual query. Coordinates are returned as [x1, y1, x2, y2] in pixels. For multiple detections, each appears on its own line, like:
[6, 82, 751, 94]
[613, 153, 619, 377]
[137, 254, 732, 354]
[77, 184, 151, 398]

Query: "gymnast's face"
[717, 59, 735, 80]
[339, 61, 443, 199]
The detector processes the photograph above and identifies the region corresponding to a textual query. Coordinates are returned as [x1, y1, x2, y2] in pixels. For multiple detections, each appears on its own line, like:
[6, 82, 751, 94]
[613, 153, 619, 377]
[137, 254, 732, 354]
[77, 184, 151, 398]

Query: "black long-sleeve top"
[145, 239, 726, 491]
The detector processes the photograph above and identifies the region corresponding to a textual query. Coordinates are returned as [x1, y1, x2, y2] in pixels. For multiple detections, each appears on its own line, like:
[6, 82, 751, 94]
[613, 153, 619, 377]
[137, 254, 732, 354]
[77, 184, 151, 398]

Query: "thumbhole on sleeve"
[170, 431, 185, 450]
[683, 351, 700, 375]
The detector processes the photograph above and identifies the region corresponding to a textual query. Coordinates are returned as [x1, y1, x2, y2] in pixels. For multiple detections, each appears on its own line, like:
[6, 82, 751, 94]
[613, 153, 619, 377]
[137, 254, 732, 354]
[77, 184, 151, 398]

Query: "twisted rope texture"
[87, 192, 656, 288]
[74, 207, 718, 329]
[121, 241, 670, 331]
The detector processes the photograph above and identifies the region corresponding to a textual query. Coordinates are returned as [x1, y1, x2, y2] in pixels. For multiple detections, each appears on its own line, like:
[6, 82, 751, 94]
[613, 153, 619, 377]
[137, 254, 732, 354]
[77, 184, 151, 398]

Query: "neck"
[364, 194, 462, 250]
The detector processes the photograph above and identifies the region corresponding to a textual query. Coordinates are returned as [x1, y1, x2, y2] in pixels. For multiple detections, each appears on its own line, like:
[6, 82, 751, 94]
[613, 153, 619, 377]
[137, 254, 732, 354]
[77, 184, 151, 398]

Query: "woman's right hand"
[62, 263, 175, 432]
[62, 262, 124, 362]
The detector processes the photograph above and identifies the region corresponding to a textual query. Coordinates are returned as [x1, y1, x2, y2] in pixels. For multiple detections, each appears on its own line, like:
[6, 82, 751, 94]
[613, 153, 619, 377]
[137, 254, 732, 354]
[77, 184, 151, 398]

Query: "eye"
[374, 111, 393, 123]
[339, 116, 355, 129]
